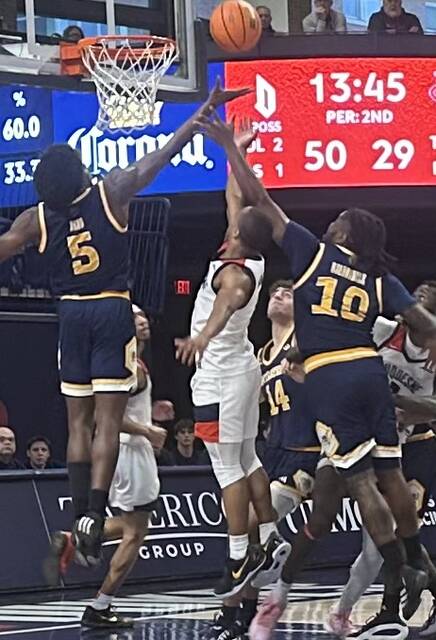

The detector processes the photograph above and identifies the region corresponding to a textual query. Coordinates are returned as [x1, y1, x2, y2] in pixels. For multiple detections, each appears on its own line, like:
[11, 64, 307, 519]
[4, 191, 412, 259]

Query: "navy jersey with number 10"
[280, 222, 415, 371]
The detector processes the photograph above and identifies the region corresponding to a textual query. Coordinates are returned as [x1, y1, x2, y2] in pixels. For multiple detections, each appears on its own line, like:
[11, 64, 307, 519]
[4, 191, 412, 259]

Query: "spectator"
[256, 6, 276, 36]
[303, 0, 347, 33]
[62, 25, 85, 43]
[25, 436, 64, 470]
[155, 446, 175, 466]
[0, 426, 24, 470]
[368, 0, 423, 33]
[172, 419, 210, 466]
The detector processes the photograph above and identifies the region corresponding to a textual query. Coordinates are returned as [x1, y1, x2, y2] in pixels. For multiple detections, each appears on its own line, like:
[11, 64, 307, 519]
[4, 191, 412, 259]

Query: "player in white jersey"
[326, 281, 436, 638]
[45, 306, 171, 629]
[175, 123, 290, 611]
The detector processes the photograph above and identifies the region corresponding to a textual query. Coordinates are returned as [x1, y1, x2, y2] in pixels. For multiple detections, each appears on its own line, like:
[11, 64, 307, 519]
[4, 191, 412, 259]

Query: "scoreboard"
[1, 58, 436, 207]
[225, 58, 436, 188]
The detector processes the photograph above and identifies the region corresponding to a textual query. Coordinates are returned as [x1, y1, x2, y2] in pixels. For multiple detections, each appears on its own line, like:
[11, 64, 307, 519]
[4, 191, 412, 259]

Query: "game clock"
[225, 58, 436, 188]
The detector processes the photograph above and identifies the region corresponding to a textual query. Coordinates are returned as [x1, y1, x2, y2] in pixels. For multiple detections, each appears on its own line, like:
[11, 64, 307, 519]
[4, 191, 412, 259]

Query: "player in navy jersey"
[197, 111, 436, 640]
[0, 80, 248, 566]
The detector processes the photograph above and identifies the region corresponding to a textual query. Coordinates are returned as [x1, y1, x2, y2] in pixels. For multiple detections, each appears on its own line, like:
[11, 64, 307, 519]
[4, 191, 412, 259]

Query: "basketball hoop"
[77, 35, 178, 132]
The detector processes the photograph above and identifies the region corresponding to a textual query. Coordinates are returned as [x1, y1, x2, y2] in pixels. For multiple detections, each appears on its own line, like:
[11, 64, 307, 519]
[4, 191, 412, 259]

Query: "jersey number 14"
[265, 379, 291, 416]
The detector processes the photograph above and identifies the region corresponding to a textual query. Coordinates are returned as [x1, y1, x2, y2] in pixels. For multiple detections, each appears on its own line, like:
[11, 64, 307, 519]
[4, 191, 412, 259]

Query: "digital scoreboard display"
[1, 58, 436, 207]
[225, 58, 436, 188]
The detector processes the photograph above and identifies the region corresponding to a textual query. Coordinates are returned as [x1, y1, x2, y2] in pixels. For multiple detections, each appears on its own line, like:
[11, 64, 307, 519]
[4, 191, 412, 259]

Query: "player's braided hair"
[34, 144, 86, 211]
[343, 207, 394, 276]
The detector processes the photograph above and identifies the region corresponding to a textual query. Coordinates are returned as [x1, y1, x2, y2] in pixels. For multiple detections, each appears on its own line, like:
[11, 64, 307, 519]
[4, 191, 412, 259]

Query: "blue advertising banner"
[0, 63, 227, 207]
[0, 468, 435, 594]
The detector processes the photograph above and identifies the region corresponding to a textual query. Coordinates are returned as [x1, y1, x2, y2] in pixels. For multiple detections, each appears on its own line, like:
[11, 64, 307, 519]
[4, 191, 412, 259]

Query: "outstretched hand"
[195, 109, 236, 148]
[234, 116, 257, 153]
[175, 334, 209, 367]
[203, 76, 251, 111]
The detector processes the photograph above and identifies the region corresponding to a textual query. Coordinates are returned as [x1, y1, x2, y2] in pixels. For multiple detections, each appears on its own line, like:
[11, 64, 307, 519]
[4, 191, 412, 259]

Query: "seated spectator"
[303, 0, 347, 33]
[256, 6, 276, 36]
[0, 426, 24, 470]
[172, 419, 210, 466]
[368, 0, 423, 33]
[25, 436, 64, 470]
[155, 446, 175, 466]
[62, 25, 85, 43]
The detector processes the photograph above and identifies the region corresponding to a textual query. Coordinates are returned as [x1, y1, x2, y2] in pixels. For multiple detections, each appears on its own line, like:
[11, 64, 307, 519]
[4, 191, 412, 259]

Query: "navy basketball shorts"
[58, 296, 136, 397]
[402, 436, 436, 519]
[305, 356, 401, 476]
[264, 446, 320, 500]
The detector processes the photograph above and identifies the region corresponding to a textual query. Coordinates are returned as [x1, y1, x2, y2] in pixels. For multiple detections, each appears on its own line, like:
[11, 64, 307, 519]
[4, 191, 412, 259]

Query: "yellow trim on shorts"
[92, 374, 136, 390]
[304, 347, 378, 374]
[293, 243, 326, 290]
[329, 438, 376, 469]
[287, 446, 321, 453]
[61, 381, 93, 397]
[98, 181, 128, 233]
[60, 290, 130, 301]
[372, 444, 402, 457]
[37, 203, 47, 254]
[405, 430, 435, 444]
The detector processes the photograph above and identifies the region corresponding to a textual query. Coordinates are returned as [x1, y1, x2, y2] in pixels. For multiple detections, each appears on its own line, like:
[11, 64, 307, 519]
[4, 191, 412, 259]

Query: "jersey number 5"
[311, 276, 369, 323]
[67, 231, 101, 276]
[265, 379, 291, 416]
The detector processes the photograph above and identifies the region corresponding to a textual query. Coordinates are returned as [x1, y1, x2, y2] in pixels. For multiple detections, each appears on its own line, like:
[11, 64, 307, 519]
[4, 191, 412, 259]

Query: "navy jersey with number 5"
[37, 180, 129, 297]
[259, 328, 318, 450]
[281, 221, 415, 369]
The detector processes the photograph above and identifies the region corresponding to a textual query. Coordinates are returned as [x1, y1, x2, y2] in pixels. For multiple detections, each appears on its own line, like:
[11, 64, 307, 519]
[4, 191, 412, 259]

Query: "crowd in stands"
[195, 0, 425, 36]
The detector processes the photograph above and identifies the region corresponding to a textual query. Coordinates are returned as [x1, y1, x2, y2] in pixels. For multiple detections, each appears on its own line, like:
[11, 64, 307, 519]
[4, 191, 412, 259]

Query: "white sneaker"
[420, 601, 436, 638]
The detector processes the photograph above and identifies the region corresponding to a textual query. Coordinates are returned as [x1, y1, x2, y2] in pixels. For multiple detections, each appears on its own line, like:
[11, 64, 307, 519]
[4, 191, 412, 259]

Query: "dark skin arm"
[175, 264, 253, 366]
[103, 78, 251, 228]
[0, 208, 40, 263]
[196, 110, 289, 244]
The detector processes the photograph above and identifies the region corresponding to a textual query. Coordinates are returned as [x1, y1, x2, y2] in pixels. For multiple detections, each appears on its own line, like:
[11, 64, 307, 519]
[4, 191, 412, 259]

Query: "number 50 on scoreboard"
[224, 58, 436, 188]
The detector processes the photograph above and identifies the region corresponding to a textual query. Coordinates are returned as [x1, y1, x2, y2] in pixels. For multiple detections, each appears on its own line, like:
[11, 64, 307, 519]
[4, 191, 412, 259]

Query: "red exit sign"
[174, 280, 191, 295]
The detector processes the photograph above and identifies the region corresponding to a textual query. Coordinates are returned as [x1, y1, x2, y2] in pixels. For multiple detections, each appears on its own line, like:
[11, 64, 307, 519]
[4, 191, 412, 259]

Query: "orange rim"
[77, 35, 177, 61]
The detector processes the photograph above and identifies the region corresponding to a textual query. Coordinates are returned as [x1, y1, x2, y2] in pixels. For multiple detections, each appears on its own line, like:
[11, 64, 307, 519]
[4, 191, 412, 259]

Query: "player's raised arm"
[0, 208, 40, 263]
[197, 110, 288, 244]
[224, 118, 257, 235]
[174, 264, 253, 367]
[103, 78, 251, 213]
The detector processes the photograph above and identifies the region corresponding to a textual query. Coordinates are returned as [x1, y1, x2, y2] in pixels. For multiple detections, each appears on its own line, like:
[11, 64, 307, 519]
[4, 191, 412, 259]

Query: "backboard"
[0, 0, 206, 101]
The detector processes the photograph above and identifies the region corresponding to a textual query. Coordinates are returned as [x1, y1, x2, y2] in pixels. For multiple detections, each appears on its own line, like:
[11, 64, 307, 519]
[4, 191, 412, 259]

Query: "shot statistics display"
[225, 58, 436, 188]
[1, 58, 436, 206]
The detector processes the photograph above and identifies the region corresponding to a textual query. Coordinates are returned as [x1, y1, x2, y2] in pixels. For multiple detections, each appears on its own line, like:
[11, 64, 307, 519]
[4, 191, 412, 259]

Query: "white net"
[80, 36, 178, 133]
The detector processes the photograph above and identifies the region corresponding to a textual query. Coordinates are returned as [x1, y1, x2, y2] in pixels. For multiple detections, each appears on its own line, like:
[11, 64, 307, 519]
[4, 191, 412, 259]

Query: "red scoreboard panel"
[224, 58, 436, 188]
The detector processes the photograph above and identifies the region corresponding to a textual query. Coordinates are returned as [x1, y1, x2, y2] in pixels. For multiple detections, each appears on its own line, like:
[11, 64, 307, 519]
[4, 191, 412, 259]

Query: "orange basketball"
[210, 1, 262, 53]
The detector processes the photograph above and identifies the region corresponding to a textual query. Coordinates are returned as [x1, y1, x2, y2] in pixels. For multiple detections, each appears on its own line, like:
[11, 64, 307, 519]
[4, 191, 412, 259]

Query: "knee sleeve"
[205, 442, 245, 489]
[270, 481, 302, 522]
[240, 438, 262, 478]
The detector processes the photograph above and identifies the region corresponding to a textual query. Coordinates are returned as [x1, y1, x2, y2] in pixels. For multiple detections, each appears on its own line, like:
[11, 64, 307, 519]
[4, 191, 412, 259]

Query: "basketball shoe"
[347, 609, 408, 640]
[251, 533, 291, 589]
[72, 512, 104, 567]
[215, 545, 266, 598]
[43, 531, 75, 586]
[81, 605, 134, 629]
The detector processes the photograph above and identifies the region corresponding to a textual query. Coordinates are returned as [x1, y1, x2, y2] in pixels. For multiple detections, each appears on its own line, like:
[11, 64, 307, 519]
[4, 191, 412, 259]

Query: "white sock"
[272, 578, 291, 607]
[91, 592, 113, 611]
[229, 534, 249, 561]
[259, 522, 278, 545]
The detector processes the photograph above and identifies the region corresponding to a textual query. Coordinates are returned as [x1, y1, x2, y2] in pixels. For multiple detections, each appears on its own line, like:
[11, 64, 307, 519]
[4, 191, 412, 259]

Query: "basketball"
[210, 1, 262, 53]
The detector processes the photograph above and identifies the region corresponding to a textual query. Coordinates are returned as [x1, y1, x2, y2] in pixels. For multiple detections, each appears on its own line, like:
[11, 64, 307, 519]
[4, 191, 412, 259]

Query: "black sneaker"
[420, 600, 436, 638]
[81, 605, 134, 628]
[214, 545, 266, 599]
[348, 609, 409, 640]
[206, 611, 246, 640]
[402, 564, 429, 620]
[72, 513, 104, 567]
[251, 533, 292, 589]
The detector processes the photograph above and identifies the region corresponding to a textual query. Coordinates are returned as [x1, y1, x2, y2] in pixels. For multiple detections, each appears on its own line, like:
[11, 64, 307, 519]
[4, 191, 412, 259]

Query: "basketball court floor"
[0, 572, 433, 640]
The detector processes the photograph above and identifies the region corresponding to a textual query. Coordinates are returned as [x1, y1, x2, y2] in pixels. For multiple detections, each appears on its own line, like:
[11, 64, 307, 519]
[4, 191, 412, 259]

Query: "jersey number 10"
[311, 277, 370, 323]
